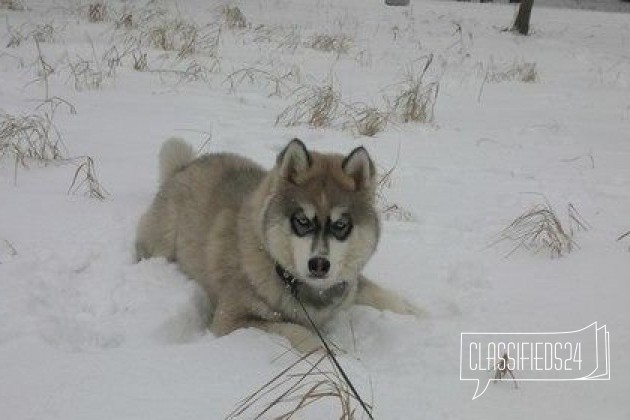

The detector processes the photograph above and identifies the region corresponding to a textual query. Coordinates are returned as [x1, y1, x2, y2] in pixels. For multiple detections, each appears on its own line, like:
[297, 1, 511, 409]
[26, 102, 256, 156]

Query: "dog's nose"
[308, 257, 330, 278]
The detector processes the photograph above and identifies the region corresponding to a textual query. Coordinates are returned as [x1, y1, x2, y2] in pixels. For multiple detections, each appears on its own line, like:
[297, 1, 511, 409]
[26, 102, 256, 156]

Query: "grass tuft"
[142, 18, 220, 58]
[484, 60, 538, 83]
[389, 55, 439, 124]
[307, 33, 352, 55]
[276, 79, 341, 128]
[68, 156, 109, 199]
[344, 104, 388, 137]
[88, 2, 107, 23]
[7, 23, 56, 47]
[224, 66, 301, 97]
[226, 349, 367, 419]
[493, 201, 587, 258]
[0, 0, 25, 11]
[375, 151, 415, 222]
[132, 49, 148, 71]
[0, 112, 66, 165]
[67, 55, 107, 90]
[221, 5, 247, 29]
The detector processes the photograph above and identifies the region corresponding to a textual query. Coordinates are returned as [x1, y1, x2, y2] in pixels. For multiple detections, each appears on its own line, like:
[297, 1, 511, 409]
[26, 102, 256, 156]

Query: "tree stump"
[512, 0, 534, 35]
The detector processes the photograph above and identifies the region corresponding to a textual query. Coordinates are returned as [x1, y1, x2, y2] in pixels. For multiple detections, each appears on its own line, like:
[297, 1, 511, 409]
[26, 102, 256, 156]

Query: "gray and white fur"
[135, 138, 420, 352]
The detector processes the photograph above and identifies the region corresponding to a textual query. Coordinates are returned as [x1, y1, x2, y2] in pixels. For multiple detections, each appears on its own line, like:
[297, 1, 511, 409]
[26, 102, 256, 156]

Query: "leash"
[275, 263, 375, 420]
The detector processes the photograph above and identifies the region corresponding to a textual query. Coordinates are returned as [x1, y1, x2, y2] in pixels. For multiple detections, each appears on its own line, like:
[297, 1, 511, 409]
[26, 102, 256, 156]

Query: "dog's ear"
[342, 146, 375, 190]
[277, 138, 312, 182]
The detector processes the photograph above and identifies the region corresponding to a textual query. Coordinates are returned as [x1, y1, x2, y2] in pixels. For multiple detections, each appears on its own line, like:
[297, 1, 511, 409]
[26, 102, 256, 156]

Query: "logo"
[460, 322, 610, 399]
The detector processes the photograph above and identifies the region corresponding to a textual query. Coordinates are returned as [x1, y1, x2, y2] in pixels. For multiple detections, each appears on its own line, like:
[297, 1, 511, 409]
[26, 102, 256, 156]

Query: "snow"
[1, 0, 629, 418]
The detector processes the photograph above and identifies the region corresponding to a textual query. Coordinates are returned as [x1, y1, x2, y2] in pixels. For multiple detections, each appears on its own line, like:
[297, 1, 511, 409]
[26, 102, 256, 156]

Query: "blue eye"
[291, 211, 315, 236]
[329, 214, 352, 240]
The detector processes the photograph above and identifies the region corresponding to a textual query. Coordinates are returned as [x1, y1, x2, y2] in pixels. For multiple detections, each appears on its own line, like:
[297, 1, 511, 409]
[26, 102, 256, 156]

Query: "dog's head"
[262, 138, 380, 290]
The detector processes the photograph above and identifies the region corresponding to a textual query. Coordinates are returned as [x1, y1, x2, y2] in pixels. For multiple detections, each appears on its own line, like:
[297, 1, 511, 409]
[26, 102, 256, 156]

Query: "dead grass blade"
[493, 352, 518, 389]
[374, 145, 415, 221]
[0, 0, 26, 11]
[306, 33, 352, 56]
[617, 230, 630, 242]
[87, 2, 107, 23]
[389, 55, 439, 124]
[493, 201, 580, 258]
[67, 155, 109, 200]
[0, 112, 65, 165]
[276, 80, 341, 128]
[224, 66, 301, 97]
[225, 348, 369, 419]
[344, 104, 388, 137]
[221, 5, 247, 29]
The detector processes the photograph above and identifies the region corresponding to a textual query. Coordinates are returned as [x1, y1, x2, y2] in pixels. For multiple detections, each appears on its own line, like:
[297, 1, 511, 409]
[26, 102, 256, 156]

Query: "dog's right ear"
[277, 138, 312, 182]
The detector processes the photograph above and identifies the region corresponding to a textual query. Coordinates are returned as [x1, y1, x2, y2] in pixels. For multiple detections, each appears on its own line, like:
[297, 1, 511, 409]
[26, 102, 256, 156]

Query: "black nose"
[308, 257, 330, 278]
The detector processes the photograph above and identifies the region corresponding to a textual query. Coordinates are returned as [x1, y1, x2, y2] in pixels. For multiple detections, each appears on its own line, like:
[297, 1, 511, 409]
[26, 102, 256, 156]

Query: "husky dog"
[136, 138, 420, 352]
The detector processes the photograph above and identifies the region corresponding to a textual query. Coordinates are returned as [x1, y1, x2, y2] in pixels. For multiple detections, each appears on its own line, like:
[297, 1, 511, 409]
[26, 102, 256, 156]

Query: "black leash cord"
[293, 294, 375, 420]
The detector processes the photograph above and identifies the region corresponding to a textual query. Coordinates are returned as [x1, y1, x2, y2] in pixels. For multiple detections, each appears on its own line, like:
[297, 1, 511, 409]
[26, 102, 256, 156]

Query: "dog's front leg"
[355, 275, 423, 317]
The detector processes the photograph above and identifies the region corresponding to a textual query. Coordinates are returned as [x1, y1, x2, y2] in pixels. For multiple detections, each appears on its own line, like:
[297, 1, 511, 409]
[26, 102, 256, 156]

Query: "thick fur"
[136, 137, 420, 352]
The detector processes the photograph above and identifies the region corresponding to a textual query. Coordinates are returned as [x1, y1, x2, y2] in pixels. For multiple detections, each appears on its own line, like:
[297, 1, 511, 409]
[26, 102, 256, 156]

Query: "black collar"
[275, 262, 300, 295]
[274, 262, 348, 307]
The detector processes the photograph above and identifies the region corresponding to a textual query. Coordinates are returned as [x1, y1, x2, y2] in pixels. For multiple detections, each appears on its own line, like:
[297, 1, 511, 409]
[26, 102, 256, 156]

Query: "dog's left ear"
[342, 146, 376, 190]
[277, 138, 312, 182]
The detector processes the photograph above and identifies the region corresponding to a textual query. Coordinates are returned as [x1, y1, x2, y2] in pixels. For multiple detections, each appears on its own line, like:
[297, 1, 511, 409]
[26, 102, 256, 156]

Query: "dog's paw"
[388, 296, 424, 318]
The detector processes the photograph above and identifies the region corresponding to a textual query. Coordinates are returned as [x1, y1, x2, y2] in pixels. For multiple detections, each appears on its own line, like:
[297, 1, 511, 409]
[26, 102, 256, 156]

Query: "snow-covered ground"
[1, 0, 629, 418]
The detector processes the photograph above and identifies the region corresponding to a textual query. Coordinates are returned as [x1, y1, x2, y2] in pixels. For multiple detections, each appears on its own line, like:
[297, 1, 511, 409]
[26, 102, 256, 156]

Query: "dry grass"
[150, 58, 219, 85]
[67, 55, 107, 90]
[307, 33, 352, 55]
[493, 352, 518, 389]
[0, 39, 73, 168]
[250, 24, 302, 53]
[389, 55, 439, 124]
[0, 112, 66, 165]
[68, 156, 108, 199]
[132, 49, 148, 71]
[109, 3, 223, 78]
[87, 2, 107, 23]
[276, 80, 342, 128]
[31, 23, 56, 43]
[275, 79, 390, 135]
[7, 23, 56, 47]
[493, 202, 585, 258]
[114, 3, 220, 60]
[221, 5, 247, 29]
[618, 230, 630, 242]
[1, 39, 107, 198]
[0, 35, 106, 199]
[374, 151, 415, 222]
[65, 38, 127, 90]
[142, 18, 220, 59]
[107, 2, 140, 29]
[344, 105, 388, 137]
[0, 239, 18, 264]
[0, 107, 107, 199]
[114, 9, 134, 29]
[0, 0, 25, 11]
[484, 60, 538, 83]
[226, 349, 368, 419]
[224, 66, 301, 97]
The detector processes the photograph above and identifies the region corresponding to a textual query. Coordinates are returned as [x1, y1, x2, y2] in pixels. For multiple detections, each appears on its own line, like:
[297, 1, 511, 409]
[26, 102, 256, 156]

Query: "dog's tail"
[158, 137, 195, 184]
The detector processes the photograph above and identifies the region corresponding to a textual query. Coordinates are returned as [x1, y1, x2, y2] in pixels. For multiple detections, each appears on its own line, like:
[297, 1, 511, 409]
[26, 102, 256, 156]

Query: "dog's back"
[135, 138, 266, 300]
